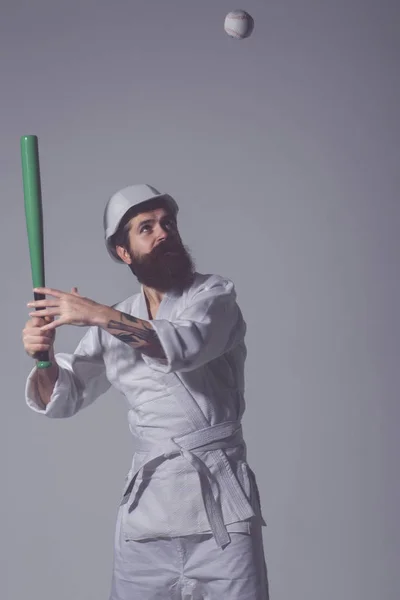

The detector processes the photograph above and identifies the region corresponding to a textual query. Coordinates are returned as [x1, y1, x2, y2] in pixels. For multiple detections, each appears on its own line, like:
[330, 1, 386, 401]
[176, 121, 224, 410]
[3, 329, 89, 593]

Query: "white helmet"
[104, 184, 179, 263]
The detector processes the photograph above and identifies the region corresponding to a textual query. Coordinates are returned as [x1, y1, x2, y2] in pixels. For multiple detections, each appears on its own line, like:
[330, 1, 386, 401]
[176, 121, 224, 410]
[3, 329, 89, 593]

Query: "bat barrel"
[21, 135, 52, 369]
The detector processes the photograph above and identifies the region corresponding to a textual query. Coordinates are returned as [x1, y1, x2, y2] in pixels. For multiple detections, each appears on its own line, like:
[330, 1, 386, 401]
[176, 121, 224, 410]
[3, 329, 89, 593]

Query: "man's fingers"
[40, 320, 61, 332]
[30, 343, 53, 352]
[29, 309, 58, 318]
[28, 300, 59, 307]
[28, 330, 53, 339]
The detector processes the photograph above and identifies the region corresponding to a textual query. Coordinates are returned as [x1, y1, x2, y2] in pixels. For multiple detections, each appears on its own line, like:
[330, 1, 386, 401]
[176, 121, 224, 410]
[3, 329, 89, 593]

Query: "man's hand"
[27, 287, 106, 332]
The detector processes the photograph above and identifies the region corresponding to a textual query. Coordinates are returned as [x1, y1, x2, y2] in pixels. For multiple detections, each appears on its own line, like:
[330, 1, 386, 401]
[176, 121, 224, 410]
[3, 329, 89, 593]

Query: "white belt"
[122, 421, 245, 548]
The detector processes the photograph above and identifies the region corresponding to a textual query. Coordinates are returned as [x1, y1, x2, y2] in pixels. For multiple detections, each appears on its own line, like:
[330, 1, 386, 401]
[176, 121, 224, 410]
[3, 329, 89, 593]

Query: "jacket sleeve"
[142, 276, 246, 373]
[25, 325, 111, 418]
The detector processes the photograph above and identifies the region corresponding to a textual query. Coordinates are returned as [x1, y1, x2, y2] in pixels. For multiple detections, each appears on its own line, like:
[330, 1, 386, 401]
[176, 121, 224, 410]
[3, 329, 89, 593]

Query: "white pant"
[109, 506, 269, 599]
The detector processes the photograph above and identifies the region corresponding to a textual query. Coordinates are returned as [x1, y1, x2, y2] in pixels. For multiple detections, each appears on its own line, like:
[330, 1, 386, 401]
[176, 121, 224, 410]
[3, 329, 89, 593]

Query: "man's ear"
[115, 245, 131, 264]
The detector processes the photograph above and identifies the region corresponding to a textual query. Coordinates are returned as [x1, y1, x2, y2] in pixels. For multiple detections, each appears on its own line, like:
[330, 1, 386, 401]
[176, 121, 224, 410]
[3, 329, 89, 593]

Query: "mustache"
[151, 240, 183, 256]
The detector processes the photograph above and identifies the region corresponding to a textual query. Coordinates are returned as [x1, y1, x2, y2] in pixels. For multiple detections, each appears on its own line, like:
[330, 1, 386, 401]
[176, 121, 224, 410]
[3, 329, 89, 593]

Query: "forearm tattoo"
[106, 312, 166, 359]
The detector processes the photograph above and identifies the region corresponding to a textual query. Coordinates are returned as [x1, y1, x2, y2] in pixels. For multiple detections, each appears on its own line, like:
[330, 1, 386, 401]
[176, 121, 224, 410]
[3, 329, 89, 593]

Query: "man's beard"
[127, 237, 196, 293]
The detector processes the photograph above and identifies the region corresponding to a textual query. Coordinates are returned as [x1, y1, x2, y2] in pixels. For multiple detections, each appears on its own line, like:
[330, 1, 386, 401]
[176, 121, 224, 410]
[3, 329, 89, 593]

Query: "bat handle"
[34, 292, 52, 369]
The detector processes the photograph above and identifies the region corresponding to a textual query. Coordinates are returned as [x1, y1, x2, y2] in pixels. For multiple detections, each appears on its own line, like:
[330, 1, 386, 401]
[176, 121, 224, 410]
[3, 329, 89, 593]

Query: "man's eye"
[140, 220, 175, 233]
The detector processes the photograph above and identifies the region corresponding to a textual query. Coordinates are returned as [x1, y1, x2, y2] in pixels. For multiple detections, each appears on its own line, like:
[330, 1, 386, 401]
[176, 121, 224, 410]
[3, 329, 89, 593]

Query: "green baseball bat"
[20, 135, 52, 369]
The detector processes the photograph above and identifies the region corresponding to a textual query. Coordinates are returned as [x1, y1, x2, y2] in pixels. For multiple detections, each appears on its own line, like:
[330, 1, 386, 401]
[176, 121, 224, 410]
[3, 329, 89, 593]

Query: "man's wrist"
[93, 305, 119, 328]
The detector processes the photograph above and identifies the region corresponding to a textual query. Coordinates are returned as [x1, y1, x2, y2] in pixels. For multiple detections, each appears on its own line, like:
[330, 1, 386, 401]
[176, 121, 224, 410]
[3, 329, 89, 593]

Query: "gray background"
[2, 1, 399, 599]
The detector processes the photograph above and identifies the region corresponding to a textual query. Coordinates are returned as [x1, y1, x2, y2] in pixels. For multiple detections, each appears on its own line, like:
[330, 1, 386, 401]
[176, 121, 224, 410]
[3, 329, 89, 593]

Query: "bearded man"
[23, 184, 269, 599]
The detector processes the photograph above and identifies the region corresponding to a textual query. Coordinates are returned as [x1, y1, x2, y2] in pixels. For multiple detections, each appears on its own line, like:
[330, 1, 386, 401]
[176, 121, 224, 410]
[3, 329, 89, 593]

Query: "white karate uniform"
[25, 272, 269, 599]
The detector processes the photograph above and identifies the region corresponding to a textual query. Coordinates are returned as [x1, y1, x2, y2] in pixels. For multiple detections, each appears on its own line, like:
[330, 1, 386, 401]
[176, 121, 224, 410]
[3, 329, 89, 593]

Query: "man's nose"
[155, 223, 169, 241]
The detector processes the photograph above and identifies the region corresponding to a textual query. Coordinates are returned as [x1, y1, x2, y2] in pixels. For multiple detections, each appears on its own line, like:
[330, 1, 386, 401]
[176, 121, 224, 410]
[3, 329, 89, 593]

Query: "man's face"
[117, 207, 195, 293]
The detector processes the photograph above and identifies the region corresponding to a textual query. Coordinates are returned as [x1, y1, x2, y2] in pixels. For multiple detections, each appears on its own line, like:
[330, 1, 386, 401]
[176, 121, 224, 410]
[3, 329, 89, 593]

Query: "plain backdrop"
[2, 1, 399, 599]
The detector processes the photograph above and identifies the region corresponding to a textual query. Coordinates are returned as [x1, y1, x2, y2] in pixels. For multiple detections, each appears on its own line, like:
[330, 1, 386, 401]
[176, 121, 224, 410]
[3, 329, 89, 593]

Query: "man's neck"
[143, 286, 164, 308]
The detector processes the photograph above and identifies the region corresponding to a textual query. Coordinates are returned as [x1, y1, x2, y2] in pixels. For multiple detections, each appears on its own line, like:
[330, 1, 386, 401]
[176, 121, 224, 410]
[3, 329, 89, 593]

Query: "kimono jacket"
[25, 271, 266, 548]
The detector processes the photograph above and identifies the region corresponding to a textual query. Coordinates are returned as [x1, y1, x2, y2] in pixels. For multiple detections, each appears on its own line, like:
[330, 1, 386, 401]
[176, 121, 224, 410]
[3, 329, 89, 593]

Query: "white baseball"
[224, 9, 254, 40]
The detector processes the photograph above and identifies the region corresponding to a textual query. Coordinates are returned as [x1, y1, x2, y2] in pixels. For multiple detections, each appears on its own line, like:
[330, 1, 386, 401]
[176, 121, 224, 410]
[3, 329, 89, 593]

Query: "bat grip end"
[36, 360, 53, 369]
